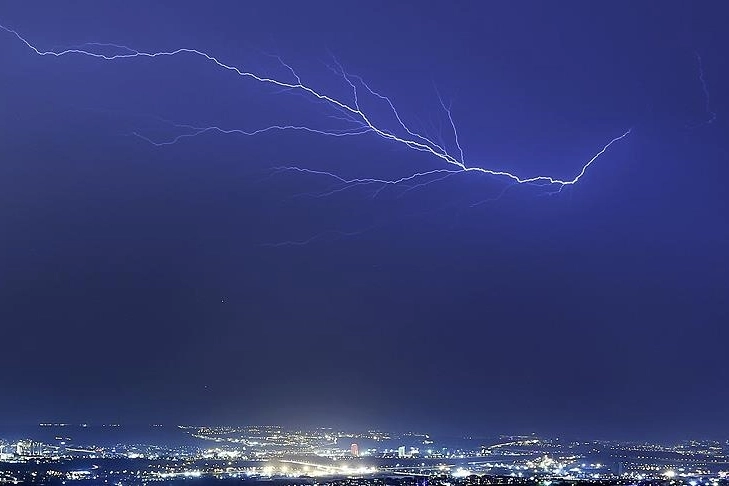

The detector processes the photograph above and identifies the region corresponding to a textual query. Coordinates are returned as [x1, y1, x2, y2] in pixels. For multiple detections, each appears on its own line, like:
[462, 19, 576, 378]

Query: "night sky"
[1, 1, 727, 441]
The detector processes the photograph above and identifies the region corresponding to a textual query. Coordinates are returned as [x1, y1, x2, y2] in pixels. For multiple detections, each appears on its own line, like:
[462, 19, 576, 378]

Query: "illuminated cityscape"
[1, 425, 728, 485]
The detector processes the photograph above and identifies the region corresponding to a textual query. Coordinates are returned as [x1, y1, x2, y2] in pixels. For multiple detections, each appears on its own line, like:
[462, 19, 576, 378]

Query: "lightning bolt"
[0, 23, 631, 197]
[692, 51, 717, 127]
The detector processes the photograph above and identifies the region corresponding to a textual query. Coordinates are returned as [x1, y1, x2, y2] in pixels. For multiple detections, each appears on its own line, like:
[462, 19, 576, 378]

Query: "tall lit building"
[350, 443, 359, 457]
[398, 445, 407, 458]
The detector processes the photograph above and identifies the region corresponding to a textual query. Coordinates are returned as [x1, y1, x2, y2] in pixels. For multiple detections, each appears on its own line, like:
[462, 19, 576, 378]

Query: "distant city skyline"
[2, 423, 728, 484]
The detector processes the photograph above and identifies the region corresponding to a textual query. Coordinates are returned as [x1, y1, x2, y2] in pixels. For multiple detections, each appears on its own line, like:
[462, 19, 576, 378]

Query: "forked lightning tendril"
[0, 23, 631, 194]
[693, 52, 717, 126]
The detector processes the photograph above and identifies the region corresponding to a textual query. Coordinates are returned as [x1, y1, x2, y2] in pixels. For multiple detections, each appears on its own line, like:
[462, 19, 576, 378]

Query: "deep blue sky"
[0, 1, 727, 440]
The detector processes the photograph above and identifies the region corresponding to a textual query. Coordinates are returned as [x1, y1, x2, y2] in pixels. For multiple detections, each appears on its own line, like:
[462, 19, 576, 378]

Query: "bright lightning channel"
[0, 23, 631, 194]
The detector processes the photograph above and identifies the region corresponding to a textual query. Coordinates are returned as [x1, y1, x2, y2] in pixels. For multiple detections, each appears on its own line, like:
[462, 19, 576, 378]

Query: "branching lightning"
[0, 23, 631, 200]
[132, 122, 373, 147]
[692, 52, 717, 127]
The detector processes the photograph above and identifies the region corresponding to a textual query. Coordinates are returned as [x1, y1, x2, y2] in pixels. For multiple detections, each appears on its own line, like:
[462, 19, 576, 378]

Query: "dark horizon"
[1, 422, 725, 446]
[1, 0, 727, 442]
